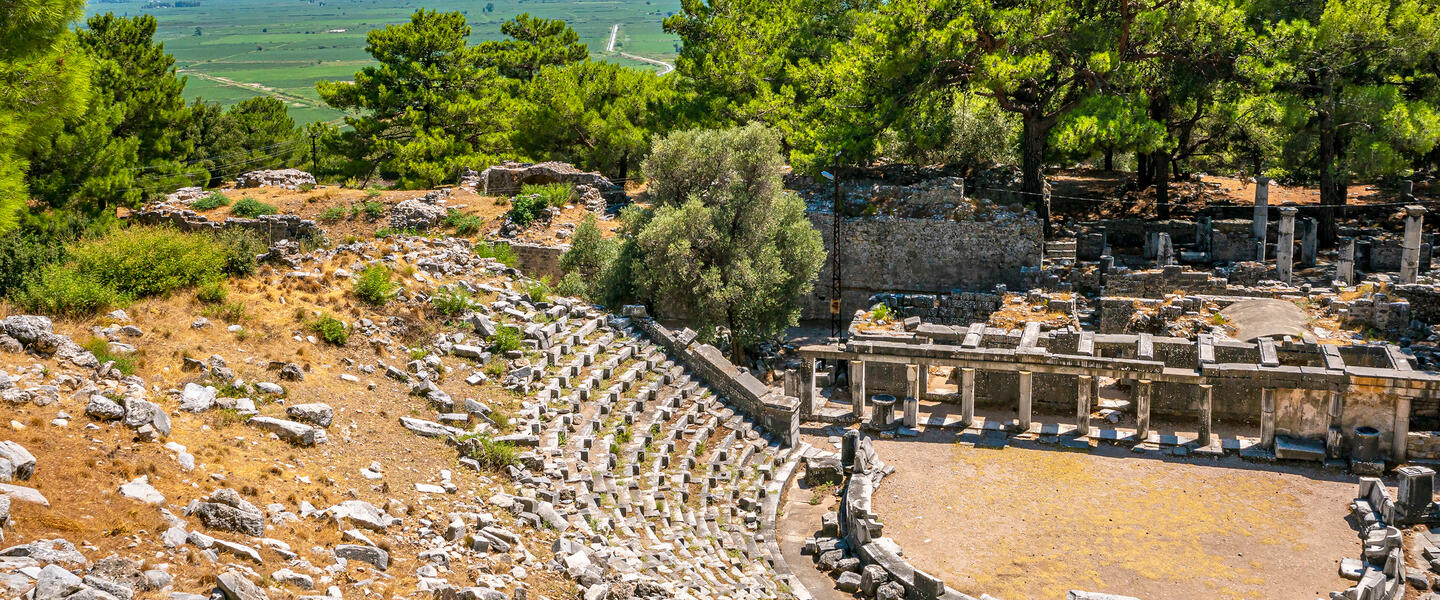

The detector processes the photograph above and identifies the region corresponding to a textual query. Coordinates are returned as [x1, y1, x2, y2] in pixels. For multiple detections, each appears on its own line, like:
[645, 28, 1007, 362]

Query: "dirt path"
[619, 52, 674, 76]
[867, 431, 1363, 600]
[777, 475, 851, 600]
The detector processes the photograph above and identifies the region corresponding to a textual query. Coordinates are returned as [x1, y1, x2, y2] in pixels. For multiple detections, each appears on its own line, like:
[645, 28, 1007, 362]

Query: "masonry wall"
[805, 213, 1042, 319]
[508, 241, 567, 282]
[635, 318, 800, 446]
[130, 209, 323, 245]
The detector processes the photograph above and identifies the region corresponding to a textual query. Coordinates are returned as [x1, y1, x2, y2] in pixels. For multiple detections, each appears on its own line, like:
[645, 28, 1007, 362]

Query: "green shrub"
[196, 281, 228, 304]
[15, 265, 127, 315]
[506, 193, 548, 227]
[520, 183, 573, 208]
[556, 272, 587, 298]
[319, 206, 347, 221]
[298, 183, 315, 192]
[82, 337, 136, 375]
[488, 325, 523, 353]
[73, 227, 229, 297]
[444, 209, 484, 235]
[484, 359, 506, 378]
[460, 433, 519, 470]
[309, 314, 349, 345]
[353, 264, 397, 306]
[231, 197, 278, 218]
[216, 228, 265, 276]
[431, 285, 473, 316]
[364, 188, 383, 200]
[192, 192, 231, 211]
[525, 276, 551, 304]
[490, 410, 513, 433]
[870, 303, 891, 322]
[475, 241, 518, 267]
[361, 200, 385, 219]
[0, 218, 93, 299]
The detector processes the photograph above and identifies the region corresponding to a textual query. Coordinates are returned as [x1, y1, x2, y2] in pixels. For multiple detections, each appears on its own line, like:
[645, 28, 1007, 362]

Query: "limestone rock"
[216, 571, 269, 600]
[0, 539, 86, 566]
[179, 384, 216, 412]
[335, 544, 389, 570]
[1, 315, 52, 346]
[286, 403, 333, 428]
[247, 417, 323, 446]
[191, 489, 265, 536]
[236, 169, 315, 190]
[118, 476, 164, 505]
[86, 396, 125, 421]
[0, 441, 35, 481]
[33, 564, 83, 600]
[328, 500, 390, 532]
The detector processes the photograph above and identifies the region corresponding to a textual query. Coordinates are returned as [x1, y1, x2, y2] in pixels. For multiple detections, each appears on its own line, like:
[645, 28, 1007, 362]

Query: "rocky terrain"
[0, 177, 809, 600]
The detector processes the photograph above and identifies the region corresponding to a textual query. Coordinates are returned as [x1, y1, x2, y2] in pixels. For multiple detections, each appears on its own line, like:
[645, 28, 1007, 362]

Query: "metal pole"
[310, 130, 318, 176]
[830, 151, 843, 339]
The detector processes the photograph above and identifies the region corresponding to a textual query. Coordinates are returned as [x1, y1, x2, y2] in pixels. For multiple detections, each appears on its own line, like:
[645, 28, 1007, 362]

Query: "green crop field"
[84, 0, 683, 124]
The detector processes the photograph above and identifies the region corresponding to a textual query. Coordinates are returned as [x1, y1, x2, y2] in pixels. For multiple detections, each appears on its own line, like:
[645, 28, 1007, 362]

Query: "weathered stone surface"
[876, 581, 905, 600]
[836, 571, 862, 593]
[216, 571, 269, 600]
[0, 483, 49, 506]
[1, 316, 52, 346]
[247, 417, 323, 446]
[191, 489, 265, 536]
[285, 403, 333, 428]
[329, 500, 390, 532]
[86, 396, 125, 421]
[804, 455, 843, 487]
[399, 417, 460, 438]
[390, 197, 448, 231]
[33, 564, 83, 600]
[179, 384, 216, 412]
[271, 568, 313, 590]
[118, 476, 164, 505]
[0, 539, 85, 566]
[0, 442, 35, 481]
[476, 161, 625, 204]
[335, 544, 389, 570]
[236, 169, 315, 190]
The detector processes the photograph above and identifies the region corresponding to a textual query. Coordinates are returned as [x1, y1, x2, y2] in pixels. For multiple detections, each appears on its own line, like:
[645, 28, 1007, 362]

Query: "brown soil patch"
[868, 437, 1361, 600]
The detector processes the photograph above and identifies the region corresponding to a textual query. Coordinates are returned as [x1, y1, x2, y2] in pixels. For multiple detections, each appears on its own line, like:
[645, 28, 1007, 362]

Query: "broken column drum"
[1276, 206, 1298, 283]
[1401, 205, 1425, 284]
[870, 394, 896, 429]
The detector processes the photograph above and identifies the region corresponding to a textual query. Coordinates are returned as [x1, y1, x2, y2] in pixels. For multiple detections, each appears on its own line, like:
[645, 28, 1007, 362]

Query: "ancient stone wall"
[634, 317, 800, 446]
[129, 209, 323, 245]
[505, 241, 567, 283]
[806, 212, 1042, 319]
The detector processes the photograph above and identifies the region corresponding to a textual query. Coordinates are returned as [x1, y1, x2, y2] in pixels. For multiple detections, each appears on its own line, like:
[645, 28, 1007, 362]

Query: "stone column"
[1156, 233, 1175, 266]
[1017, 370, 1033, 432]
[960, 368, 975, 427]
[1396, 395, 1412, 463]
[1260, 388, 1275, 450]
[906, 364, 920, 401]
[1325, 390, 1345, 459]
[1401, 205, 1426, 284]
[1301, 218, 1318, 268]
[903, 396, 919, 428]
[850, 360, 867, 419]
[1197, 384, 1213, 447]
[916, 362, 929, 399]
[1253, 177, 1270, 247]
[1076, 375, 1093, 436]
[1276, 206, 1297, 283]
[1337, 237, 1356, 285]
[1135, 380, 1151, 440]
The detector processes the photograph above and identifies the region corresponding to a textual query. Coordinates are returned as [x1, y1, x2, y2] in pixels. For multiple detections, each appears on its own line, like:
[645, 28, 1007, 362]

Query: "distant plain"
[86, 0, 683, 123]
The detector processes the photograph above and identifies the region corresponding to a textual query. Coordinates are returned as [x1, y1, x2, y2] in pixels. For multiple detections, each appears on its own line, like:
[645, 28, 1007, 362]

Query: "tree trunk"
[1317, 110, 1340, 247]
[1103, 147, 1114, 172]
[1155, 149, 1171, 220]
[1021, 113, 1050, 237]
[727, 315, 746, 365]
[616, 150, 630, 182]
[1150, 94, 1172, 219]
[1137, 150, 1152, 189]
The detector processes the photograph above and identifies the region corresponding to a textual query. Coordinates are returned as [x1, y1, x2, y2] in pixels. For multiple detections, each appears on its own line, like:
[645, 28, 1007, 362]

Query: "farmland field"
[85, 0, 683, 123]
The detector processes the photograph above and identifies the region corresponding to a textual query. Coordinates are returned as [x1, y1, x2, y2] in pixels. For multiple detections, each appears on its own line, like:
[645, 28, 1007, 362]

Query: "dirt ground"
[861, 429, 1362, 600]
